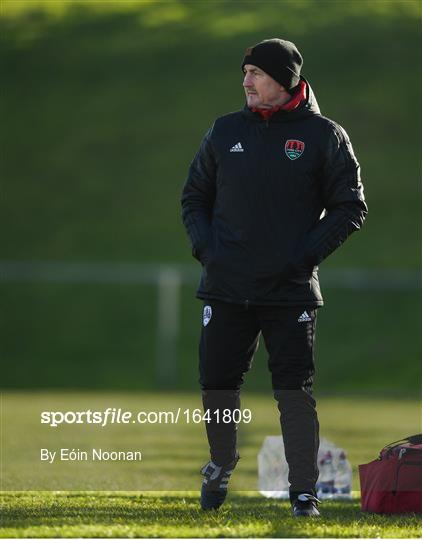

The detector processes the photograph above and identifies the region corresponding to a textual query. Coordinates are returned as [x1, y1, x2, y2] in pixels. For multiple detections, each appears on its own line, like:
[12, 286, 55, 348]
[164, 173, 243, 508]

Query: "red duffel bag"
[359, 434, 422, 513]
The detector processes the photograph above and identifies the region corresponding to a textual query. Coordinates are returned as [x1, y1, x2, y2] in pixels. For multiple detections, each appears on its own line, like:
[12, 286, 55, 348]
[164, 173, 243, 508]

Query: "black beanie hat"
[241, 38, 303, 90]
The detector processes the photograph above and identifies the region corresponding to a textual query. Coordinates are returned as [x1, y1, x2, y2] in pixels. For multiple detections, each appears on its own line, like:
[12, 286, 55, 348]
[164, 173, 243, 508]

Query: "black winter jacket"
[181, 80, 367, 306]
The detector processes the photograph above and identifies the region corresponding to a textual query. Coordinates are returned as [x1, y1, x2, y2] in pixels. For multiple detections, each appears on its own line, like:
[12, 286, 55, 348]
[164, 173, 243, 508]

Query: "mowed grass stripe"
[1, 393, 422, 537]
[1, 492, 421, 538]
[2, 392, 421, 491]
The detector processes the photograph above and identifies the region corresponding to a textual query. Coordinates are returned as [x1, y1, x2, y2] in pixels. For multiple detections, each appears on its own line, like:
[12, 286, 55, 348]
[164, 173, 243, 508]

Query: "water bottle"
[334, 451, 352, 497]
[316, 450, 335, 498]
[258, 436, 290, 499]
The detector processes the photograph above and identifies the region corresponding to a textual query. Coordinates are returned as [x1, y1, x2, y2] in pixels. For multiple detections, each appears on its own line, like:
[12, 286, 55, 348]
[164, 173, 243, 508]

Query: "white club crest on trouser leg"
[203, 305, 212, 327]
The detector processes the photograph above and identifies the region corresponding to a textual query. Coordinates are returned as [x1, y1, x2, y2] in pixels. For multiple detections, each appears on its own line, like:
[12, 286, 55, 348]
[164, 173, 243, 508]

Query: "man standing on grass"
[181, 38, 367, 517]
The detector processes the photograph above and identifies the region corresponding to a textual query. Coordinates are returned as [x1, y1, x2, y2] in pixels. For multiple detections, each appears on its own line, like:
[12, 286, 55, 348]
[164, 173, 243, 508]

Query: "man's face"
[243, 64, 291, 108]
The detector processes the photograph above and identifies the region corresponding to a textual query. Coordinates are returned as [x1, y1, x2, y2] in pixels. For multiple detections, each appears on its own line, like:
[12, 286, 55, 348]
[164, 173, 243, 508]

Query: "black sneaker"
[292, 493, 321, 517]
[200, 454, 239, 510]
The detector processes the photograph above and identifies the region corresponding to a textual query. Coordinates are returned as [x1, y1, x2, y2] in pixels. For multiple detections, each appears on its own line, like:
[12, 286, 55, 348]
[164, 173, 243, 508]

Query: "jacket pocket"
[195, 230, 215, 266]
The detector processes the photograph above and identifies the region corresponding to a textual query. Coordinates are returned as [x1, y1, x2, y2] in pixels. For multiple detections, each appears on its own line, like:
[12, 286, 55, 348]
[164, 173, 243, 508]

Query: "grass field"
[1, 392, 421, 537]
[2, 491, 422, 539]
[1, 3, 421, 535]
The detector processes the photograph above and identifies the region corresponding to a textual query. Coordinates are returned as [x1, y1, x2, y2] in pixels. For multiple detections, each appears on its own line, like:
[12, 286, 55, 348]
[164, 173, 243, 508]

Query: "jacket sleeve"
[292, 122, 368, 272]
[181, 127, 217, 262]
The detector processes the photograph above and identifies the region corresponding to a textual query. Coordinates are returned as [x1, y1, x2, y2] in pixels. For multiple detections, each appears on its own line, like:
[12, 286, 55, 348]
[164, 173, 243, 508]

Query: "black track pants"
[199, 299, 319, 497]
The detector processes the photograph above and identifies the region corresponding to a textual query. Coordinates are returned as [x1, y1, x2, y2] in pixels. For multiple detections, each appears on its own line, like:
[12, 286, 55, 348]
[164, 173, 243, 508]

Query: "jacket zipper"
[246, 116, 268, 306]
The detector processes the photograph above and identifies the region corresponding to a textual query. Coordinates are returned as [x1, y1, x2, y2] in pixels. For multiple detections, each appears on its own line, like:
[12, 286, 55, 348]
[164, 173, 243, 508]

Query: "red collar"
[250, 80, 307, 119]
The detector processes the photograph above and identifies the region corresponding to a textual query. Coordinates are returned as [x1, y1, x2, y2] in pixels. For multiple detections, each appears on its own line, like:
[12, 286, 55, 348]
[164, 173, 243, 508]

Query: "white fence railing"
[1, 261, 421, 385]
[1, 261, 420, 288]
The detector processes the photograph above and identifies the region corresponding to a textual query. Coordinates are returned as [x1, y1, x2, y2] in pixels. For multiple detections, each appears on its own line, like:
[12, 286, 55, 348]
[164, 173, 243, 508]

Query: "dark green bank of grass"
[1, 0, 421, 392]
[1, 1, 420, 266]
[1, 492, 421, 538]
[2, 283, 421, 394]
